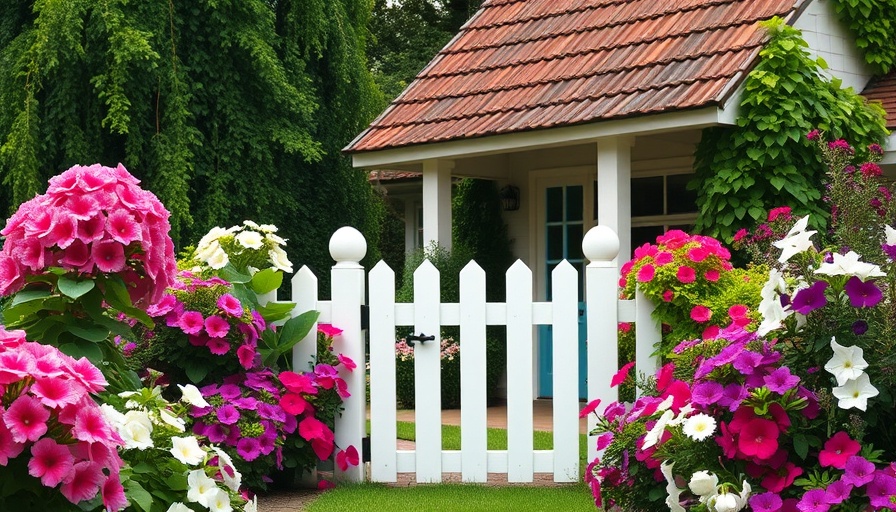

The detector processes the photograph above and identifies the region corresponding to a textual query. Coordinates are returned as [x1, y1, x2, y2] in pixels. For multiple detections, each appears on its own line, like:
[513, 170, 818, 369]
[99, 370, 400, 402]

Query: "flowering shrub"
[0, 164, 176, 374]
[619, 230, 764, 350]
[104, 386, 255, 512]
[395, 336, 462, 409]
[587, 135, 896, 511]
[0, 328, 126, 511]
[187, 221, 292, 274]
[131, 271, 265, 384]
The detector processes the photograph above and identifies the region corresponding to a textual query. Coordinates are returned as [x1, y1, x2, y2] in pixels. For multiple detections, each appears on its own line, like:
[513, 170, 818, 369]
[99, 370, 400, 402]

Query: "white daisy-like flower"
[207, 488, 233, 512]
[259, 223, 278, 233]
[269, 246, 293, 273]
[196, 226, 229, 250]
[682, 413, 717, 441]
[236, 230, 264, 250]
[243, 219, 260, 229]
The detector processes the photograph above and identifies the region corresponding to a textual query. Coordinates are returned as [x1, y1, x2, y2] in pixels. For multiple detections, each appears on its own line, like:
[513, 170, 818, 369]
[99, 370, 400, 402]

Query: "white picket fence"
[268, 225, 661, 484]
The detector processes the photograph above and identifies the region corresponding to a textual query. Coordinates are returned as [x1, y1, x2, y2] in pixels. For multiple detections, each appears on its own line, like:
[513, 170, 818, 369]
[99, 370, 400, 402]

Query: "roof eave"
[350, 105, 738, 169]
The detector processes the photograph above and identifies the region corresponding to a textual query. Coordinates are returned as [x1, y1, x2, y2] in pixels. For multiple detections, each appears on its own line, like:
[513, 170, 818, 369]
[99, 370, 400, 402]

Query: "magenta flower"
[236, 437, 262, 461]
[691, 381, 723, 406]
[844, 276, 882, 308]
[90, 239, 126, 273]
[842, 456, 875, 487]
[819, 432, 860, 469]
[636, 264, 655, 283]
[704, 269, 720, 282]
[204, 315, 231, 338]
[0, 421, 25, 464]
[750, 492, 783, 512]
[280, 393, 310, 415]
[5, 395, 51, 443]
[610, 361, 636, 387]
[792, 281, 828, 314]
[0, 350, 36, 384]
[690, 305, 712, 323]
[217, 293, 243, 316]
[67, 357, 108, 393]
[797, 488, 830, 512]
[216, 405, 241, 425]
[28, 438, 75, 487]
[281, 371, 317, 395]
[824, 478, 853, 504]
[738, 418, 779, 460]
[71, 407, 113, 444]
[105, 209, 141, 245]
[102, 475, 128, 511]
[177, 311, 205, 334]
[867, 472, 896, 508]
[59, 460, 104, 504]
[676, 265, 696, 283]
[852, 320, 869, 335]
[336, 445, 360, 471]
[30, 377, 77, 409]
[206, 338, 230, 355]
[317, 323, 343, 337]
[764, 367, 801, 394]
[237, 344, 256, 369]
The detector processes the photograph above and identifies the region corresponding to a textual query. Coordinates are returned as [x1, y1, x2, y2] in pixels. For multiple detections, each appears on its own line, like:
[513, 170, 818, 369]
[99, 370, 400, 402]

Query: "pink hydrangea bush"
[0, 328, 126, 510]
[0, 163, 176, 305]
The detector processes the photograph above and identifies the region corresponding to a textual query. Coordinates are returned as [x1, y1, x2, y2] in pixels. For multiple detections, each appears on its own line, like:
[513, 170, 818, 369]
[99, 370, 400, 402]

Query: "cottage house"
[345, 0, 895, 398]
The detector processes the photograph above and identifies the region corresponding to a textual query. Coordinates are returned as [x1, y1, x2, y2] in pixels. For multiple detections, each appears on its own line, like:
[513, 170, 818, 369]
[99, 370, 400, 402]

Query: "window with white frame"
[629, 171, 698, 249]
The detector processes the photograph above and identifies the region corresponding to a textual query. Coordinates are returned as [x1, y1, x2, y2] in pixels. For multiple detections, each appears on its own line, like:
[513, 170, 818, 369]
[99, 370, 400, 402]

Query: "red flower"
[737, 418, 780, 460]
[636, 264, 655, 283]
[819, 431, 860, 469]
[579, 399, 601, 418]
[690, 305, 712, 323]
[336, 445, 360, 471]
[676, 266, 696, 283]
[610, 362, 636, 388]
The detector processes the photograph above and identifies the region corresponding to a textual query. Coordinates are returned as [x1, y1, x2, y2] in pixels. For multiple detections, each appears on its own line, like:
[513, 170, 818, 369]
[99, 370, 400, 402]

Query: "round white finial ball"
[582, 225, 620, 262]
[329, 227, 367, 266]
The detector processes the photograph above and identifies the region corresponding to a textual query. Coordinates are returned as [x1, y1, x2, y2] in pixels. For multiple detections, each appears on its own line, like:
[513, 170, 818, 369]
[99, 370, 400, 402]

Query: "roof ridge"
[397, 44, 761, 106]
[460, 0, 738, 40]
[374, 74, 737, 130]
[417, 18, 765, 81]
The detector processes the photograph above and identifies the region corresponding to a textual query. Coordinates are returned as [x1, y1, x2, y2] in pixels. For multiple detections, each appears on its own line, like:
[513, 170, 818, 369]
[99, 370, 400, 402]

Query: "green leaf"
[124, 480, 153, 512]
[272, 310, 320, 355]
[249, 268, 283, 294]
[256, 301, 296, 323]
[57, 276, 95, 299]
[218, 263, 251, 284]
[66, 323, 110, 342]
[10, 289, 52, 306]
[131, 462, 155, 474]
[769, 176, 787, 191]
[58, 341, 104, 364]
[184, 363, 209, 384]
[793, 433, 809, 459]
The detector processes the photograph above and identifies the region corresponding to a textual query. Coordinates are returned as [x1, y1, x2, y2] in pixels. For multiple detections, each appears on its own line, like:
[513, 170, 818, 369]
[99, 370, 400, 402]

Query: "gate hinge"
[362, 436, 371, 463]
[360, 305, 369, 330]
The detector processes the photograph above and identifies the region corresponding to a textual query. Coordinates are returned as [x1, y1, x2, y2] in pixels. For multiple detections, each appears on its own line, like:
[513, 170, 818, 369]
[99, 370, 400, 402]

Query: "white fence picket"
[635, 288, 661, 394]
[459, 261, 487, 482]
[369, 261, 398, 482]
[291, 266, 319, 372]
[413, 260, 442, 482]
[505, 260, 534, 482]
[551, 261, 579, 482]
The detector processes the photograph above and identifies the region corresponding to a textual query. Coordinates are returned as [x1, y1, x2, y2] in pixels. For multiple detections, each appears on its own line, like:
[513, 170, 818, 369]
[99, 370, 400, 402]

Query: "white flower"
[166, 503, 193, 512]
[171, 436, 206, 466]
[824, 337, 869, 386]
[682, 413, 717, 442]
[886, 225, 896, 246]
[688, 471, 719, 498]
[265, 232, 286, 245]
[259, 223, 278, 233]
[244, 496, 258, 512]
[660, 460, 685, 512]
[179, 384, 211, 408]
[207, 488, 233, 512]
[269, 246, 293, 273]
[187, 469, 219, 507]
[243, 219, 260, 229]
[159, 409, 186, 432]
[100, 403, 126, 430]
[772, 215, 816, 263]
[236, 230, 264, 249]
[121, 410, 154, 450]
[196, 240, 223, 262]
[708, 481, 750, 512]
[197, 226, 229, 250]
[212, 446, 242, 492]
[207, 248, 230, 270]
[814, 251, 885, 281]
[642, 409, 674, 450]
[669, 404, 695, 426]
[760, 268, 787, 302]
[832, 373, 879, 411]
[756, 294, 791, 337]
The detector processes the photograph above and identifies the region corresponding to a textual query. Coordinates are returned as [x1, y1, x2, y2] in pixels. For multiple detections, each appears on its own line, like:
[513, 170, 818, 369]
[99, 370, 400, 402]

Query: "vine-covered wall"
[691, 17, 889, 241]
[830, 0, 896, 75]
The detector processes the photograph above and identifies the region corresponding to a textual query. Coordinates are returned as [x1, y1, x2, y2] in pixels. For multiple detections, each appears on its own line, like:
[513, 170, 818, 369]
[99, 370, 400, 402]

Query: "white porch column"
[422, 159, 454, 251]
[596, 137, 633, 264]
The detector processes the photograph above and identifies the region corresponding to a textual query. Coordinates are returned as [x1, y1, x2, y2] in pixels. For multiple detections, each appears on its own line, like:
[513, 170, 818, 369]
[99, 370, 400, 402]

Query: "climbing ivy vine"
[691, 17, 888, 241]
[830, 0, 896, 75]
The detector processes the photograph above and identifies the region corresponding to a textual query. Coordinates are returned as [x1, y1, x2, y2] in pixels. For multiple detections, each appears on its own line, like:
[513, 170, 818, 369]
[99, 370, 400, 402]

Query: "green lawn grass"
[301, 422, 597, 511]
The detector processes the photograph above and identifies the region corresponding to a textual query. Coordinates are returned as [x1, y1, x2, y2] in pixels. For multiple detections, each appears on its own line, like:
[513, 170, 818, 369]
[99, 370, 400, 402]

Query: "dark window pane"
[668, 224, 695, 233]
[547, 225, 564, 261]
[566, 185, 583, 222]
[592, 180, 598, 222]
[631, 226, 665, 250]
[667, 174, 698, 214]
[546, 187, 563, 222]
[567, 223, 583, 260]
[631, 176, 664, 216]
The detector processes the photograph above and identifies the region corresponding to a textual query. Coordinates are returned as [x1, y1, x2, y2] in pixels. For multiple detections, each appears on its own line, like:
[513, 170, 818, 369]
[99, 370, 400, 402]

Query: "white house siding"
[794, 0, 873, 92]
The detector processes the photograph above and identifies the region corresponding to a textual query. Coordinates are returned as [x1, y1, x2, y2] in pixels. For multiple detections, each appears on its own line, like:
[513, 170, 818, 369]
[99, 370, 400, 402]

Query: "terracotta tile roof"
[862, 72, 896, 129]
[346, 0, 802, 154]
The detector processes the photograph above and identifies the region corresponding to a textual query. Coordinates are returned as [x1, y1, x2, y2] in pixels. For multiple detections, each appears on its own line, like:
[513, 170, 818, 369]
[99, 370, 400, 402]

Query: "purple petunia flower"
[824, 478, 853, 505]
[691, 381, 724, 406]
[750, 492, 783, 512]
[236, 437, 262, 461]
[720, 383, 748, 411]
[866, 472, 896, 508]
[216, 405, 240, 425]
[797, 488, 830, 512]
[733, 351, 764, 376]
[842, 456, 876, 487]
[852, 320, 869, 335]
[792, 281, 829, 314]
[764, 367, 801, 394]
[844, 276, 883, 308]
[883, 243, 896, 261]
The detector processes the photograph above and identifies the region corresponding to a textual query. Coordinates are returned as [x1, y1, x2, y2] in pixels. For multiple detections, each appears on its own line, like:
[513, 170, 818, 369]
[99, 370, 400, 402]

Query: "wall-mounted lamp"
[499, 184, 520, 211]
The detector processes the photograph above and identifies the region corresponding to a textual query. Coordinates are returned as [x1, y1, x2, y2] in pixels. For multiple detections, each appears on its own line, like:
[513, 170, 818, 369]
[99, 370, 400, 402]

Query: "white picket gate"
[267, 225, 661, 484]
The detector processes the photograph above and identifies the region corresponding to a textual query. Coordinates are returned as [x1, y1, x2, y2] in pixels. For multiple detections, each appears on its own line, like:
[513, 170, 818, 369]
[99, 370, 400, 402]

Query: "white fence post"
[635, 289, 661, 390]
[413, 260, 442, 483]
[292, 267, 319, 372]
[506, 260, 534, 482]
[329, 227, 366, 483]
[583, 225, 620, 464]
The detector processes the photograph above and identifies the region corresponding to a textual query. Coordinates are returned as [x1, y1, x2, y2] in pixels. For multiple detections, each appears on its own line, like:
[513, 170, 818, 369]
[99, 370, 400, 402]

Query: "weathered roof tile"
[862, 72, 896, 129]
[347, 0, 804, 153]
